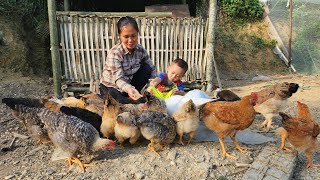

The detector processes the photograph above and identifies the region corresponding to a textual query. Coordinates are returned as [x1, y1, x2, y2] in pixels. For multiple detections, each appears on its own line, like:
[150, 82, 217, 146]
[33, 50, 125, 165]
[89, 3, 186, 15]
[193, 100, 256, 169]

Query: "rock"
[46, 169, 55, 175]
[252, 75, 272, 81]
[166, 150, 177, 161]
[4, 175, 15, 180]
[134, 171, 145, 180]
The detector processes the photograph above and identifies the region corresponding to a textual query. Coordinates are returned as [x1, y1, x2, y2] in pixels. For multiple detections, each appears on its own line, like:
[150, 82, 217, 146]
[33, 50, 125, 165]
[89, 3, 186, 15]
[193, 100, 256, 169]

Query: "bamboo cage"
[56, 12, 208, 92]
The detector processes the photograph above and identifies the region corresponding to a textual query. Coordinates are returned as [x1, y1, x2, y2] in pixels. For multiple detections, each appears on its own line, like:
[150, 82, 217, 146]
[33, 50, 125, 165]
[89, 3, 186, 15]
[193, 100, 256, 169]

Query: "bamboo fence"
[56, 12, 208, 89]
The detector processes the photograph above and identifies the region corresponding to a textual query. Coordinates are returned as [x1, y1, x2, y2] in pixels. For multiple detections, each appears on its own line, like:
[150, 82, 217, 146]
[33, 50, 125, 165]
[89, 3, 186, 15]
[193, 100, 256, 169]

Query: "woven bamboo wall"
[57, 13, 208, 84]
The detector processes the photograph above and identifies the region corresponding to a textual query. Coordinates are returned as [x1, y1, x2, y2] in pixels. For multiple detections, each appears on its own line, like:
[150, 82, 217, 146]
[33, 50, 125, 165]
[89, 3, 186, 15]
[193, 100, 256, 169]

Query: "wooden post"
[288, 0, 293, 71]
[64, 0, 70, 11]
[48, 0, 62, 98]
[205, 0, 221, 92]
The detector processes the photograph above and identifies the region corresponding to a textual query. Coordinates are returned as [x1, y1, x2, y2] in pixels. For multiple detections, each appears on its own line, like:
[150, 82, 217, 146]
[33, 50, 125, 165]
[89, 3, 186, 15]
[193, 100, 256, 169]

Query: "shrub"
[219, 0, 264, 22]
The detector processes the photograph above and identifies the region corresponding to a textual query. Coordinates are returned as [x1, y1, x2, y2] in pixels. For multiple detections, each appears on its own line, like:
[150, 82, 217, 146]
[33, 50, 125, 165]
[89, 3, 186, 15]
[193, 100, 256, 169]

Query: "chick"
[115, 112, 141, 146]
[134, 111, 176, 156]
[172, 100, 199, 145]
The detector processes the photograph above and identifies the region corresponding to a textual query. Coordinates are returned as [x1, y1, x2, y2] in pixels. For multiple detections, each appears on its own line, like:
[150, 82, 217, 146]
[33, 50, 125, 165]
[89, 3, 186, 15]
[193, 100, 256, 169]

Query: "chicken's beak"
[106, 140, 116, 150]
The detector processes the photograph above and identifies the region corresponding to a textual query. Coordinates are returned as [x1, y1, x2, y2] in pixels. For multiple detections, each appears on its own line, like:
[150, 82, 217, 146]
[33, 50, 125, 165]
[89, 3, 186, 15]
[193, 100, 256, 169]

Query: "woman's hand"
[127, 87, 143, 100]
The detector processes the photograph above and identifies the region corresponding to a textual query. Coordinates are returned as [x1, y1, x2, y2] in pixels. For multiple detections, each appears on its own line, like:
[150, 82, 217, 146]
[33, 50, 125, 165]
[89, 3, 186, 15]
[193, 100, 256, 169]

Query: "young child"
[147, 58, 188, 99]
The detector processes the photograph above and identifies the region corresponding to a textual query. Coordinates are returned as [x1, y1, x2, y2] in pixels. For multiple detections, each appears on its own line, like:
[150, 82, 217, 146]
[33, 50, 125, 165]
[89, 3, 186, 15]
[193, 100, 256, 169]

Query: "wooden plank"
[56, 11, 173, 17]
[84, 17, 92, 81]
[94, 17, 101, 80]
[100, 18, 106, 77]
[169, 18, 174, 65]
[160, 19, 165, 72]
[140, 18, 146, 50]
[111, 18, 117, 46]
[190, 19, 196, 80]
[183, 19, 188, 79]
[74, 16, 84, 81]
[199, 19, 205, 79]
[104, 18, 110, 52]
[150, 18, 156, 71]
[195, 19, 200, 79]
[63, 17, 73, 81]
[79, 17, 87, 81]
[155, 18, 160, 73]
[89, 18, 97, 80]
[174, 18, 180, 59]
[145, 19, 151, 65]
[68, 16, 78, 80]
[165, 18, 169, 71]
[58, 16, 69, 80]
[187, 19, 193, 80]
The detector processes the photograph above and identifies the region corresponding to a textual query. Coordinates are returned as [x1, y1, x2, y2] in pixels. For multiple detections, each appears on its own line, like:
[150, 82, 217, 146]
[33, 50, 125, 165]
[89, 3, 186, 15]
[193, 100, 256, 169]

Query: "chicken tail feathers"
[279, 112, 291, 121]
[2, 98, 43, 109]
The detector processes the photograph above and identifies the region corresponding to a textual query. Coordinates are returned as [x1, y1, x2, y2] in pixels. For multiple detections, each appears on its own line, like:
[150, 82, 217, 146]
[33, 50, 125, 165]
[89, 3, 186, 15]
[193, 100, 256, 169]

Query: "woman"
[100, 16, 156, 103]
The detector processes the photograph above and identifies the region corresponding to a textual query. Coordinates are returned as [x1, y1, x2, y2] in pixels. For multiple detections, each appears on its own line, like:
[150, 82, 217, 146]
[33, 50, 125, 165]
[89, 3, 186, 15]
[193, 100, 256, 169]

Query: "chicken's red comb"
[251, 92, 258, 99]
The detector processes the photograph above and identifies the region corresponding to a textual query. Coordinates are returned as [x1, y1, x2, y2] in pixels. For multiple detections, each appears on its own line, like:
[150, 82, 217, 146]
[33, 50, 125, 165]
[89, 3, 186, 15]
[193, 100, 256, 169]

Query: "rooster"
[254, 82, 299, 132]
[277, 101, 320, 168]
[172, 99, 199, 145]
[200, 92, 258, 159]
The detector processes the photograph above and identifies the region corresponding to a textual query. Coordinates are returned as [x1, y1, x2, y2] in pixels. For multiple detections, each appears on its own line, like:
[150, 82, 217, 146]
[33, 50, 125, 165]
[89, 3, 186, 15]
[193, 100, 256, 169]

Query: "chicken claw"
[306, 163, 320, 168]
[147, 139, 160, 156]
[187, 131, 195, 145]
[66, 157, 95, 172]
[218, 138, 237, 160]
[178, 135, 185, 145]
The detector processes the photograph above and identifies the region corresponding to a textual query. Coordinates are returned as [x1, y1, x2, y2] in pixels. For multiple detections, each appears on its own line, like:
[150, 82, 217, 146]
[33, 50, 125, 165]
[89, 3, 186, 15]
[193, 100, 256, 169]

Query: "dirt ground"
[0, 68, 319, 179]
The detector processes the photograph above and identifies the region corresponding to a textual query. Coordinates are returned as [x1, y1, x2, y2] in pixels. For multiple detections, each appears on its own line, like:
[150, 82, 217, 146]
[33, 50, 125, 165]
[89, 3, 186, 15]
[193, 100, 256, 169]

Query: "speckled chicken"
[134, 111, 176, 156]
[277, 101, 320, 168]
[172, 99, 199, 145]
[16, 105, 116, 172]
[2, 97, 50, 144]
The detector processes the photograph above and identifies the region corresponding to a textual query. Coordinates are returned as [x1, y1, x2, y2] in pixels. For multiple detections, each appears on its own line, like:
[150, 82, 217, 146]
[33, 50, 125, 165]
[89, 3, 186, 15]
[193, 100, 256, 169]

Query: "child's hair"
[172, 58, 188, 73]
[117, 16, 139, 34]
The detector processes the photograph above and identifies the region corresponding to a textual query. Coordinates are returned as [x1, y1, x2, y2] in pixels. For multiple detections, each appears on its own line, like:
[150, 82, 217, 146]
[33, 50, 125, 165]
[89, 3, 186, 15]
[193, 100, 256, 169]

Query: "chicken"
[16, 105, 115, 172]
[254, 82, 299, 132]
[2, 97, 50, 144]
[277, 110, 319, 167]
[114, 112, 140, 146]
[200, 92, 258, 159]
[172, 99, 199, 145]
[133, 111, 176, 156]
[59, 106, 103, 137]
[81, 93, 104, 116]
[101, 94, 122, 138]
[216, 90, 241, 101]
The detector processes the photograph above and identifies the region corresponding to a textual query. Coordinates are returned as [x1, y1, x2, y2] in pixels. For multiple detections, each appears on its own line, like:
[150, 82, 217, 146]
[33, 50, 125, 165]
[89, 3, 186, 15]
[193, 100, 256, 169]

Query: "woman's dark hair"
[117, 16, 139, 34]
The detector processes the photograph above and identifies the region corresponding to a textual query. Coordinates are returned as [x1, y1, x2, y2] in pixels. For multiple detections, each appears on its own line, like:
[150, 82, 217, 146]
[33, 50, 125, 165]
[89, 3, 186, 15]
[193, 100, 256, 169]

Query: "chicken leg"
[147, 139, 160, 156]
[66, 157, 95, 172]
[218, 138, 237, 160]
[187, 131, 195, 145]
[305, 149, 320, 168]
[277, 127, 293, 152]
[178, 134, 185, 145]
[230, 132, 252, 153]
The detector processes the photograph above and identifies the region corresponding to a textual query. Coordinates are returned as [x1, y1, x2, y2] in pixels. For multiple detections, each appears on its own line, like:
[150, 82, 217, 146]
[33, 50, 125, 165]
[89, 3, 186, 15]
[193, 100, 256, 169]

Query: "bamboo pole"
[68, 16, 78, 80]
[156, 18, 160, 72]
[48, 0, 62, 98]
[205, 0, 221, 91]
[59, 17, 68, 80]
[79, 17, 87, 81]
[288, 0, 293, 71]
[74, 16, 84, 81]
[165, 19, 169, 71]
[94, 17, 101, 80]
[89, 18, 97, 80]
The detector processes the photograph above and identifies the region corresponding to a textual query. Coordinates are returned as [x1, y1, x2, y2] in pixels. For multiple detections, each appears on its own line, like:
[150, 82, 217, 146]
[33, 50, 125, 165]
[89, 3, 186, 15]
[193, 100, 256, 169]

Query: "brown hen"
[200, 92, 258, 159]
